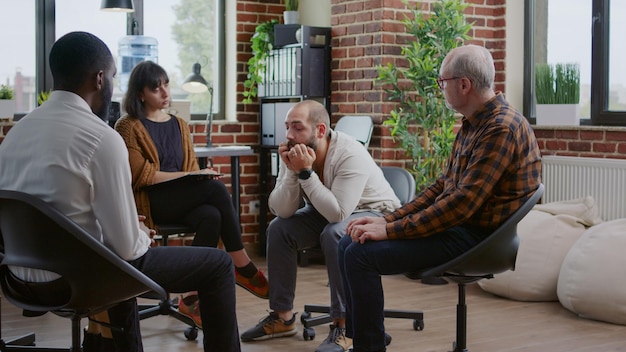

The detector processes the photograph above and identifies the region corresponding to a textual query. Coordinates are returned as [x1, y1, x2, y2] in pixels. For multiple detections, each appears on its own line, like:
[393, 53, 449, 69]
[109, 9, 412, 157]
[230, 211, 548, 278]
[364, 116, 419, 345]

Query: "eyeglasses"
[437, 76, 462, 89]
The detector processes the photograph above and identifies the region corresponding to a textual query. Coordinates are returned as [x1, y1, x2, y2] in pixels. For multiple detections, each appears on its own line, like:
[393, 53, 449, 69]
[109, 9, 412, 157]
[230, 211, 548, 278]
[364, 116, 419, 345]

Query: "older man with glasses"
[337, 44, 542, 352]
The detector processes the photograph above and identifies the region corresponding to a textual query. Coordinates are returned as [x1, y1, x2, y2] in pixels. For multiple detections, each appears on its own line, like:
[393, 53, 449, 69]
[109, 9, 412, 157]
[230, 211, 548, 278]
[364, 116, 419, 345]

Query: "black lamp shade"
[182, 63, 209, 93]
[101, 0, 135, 12]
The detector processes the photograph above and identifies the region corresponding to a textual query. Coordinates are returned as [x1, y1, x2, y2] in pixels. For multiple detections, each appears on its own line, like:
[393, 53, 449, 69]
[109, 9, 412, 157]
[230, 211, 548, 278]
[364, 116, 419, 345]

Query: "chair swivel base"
[300, 304, 424, 341]
[0, 332, 37, 351]
[138, 296, 199, 341]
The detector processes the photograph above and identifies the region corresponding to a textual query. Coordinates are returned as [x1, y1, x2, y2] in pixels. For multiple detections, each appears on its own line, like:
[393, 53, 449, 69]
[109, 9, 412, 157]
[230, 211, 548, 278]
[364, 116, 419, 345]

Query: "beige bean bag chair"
[557, 218, 626, 325]
[478, 196, 602, 301]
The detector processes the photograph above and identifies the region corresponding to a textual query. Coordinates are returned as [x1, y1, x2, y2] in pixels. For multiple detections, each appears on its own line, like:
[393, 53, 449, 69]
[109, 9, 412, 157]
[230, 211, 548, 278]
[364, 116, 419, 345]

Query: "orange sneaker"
[236, 269, 269, 299]
[177, 294, 202, 329]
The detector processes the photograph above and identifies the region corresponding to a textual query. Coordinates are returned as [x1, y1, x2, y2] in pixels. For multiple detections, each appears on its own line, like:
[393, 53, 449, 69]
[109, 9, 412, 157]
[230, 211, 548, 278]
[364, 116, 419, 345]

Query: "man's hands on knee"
[346, 216, 388, 243]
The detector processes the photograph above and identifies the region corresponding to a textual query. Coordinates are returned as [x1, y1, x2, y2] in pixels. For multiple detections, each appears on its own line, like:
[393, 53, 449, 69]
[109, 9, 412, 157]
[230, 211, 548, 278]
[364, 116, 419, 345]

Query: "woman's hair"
[445, 44, 495, 92]
[123, 61, 169, 119]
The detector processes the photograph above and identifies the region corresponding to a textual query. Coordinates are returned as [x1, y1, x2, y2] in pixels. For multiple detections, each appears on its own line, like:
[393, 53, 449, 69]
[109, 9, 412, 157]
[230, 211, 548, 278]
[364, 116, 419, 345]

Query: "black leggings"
[147, 178, 244, 251]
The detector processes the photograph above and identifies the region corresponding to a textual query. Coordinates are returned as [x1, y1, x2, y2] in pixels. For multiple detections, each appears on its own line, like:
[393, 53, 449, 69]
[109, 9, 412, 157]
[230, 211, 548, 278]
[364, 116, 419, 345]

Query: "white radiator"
[541, 156, 626, 221]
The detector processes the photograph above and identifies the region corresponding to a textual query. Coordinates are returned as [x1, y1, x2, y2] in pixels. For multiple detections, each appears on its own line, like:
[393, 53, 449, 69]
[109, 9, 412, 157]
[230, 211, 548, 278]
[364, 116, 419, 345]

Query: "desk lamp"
[182, 62, 214, 147]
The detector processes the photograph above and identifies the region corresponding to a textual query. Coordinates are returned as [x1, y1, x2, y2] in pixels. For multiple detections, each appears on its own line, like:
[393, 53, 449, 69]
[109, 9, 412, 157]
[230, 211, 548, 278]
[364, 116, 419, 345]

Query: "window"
[526, 0, 626, 126]
[0, 1, 36, 113]
[138, 0, 224, 120]
[3, 0, 224, 120]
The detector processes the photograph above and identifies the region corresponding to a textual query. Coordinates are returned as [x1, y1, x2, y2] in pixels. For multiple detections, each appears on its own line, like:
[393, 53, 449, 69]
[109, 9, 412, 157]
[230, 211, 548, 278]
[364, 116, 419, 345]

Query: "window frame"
[524, 0, 626, 126]
[36, 0, 225, 121]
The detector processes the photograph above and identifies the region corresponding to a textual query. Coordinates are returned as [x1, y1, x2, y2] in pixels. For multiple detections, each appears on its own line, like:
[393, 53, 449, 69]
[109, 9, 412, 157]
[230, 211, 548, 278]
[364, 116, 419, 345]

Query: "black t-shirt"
[140, 115, 183, 172]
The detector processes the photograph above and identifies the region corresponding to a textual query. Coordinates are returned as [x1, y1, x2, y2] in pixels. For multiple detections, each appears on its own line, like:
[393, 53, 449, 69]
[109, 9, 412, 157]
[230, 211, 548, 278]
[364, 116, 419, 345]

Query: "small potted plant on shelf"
[0, 84, 15, 119]
[284, 0, 299, 24]
[535, 62, 580, 126]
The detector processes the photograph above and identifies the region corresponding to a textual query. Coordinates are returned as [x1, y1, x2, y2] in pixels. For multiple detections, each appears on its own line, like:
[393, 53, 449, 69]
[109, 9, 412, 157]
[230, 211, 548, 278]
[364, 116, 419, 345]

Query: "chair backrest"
[381, 166, 416, 205]
[0, 190, 166, 315]
[335, 115, 374, 148]
[422, 184, 544, 279]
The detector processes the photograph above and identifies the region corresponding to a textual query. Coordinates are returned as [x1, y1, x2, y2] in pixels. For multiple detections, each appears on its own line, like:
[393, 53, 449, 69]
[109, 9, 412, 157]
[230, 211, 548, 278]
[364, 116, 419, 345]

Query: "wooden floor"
[2, 244, 626, 352]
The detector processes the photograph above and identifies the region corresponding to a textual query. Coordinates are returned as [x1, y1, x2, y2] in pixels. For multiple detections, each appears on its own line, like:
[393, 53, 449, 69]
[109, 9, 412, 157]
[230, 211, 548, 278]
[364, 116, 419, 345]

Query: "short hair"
[49, 31, 113, 91]
[444, 44, 495, 92]
[122, 61, 169, 119]
[301, 100, 330, 135]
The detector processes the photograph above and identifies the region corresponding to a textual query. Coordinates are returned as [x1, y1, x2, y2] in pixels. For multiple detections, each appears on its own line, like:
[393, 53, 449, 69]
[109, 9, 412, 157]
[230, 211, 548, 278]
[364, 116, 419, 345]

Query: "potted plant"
[243, 19, 278, 104]
[284, 0, 299, 25]
[535, 63, 580, 125]
[376, 0, 472, 190]
[37, 89, 52, 106]
[0, 84, 15, 119]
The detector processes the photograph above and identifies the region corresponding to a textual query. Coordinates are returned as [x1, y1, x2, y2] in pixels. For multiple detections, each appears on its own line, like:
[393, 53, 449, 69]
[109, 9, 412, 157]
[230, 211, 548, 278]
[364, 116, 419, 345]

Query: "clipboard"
[144, 173, 222, 192]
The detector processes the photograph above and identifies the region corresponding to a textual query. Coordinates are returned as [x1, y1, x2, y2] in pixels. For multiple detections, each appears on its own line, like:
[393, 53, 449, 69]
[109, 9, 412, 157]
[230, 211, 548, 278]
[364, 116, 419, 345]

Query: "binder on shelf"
[261, 102, 294, 146]
[258, 26, 331, 100]
[270, 151, 279, 176]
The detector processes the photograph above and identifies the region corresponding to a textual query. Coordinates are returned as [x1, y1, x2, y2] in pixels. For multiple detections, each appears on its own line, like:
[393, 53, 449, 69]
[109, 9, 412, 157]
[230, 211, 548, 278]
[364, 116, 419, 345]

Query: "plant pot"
[0, 99, 16, 119]
[536, 104, 580, 126]
[283, 10, 299, 25]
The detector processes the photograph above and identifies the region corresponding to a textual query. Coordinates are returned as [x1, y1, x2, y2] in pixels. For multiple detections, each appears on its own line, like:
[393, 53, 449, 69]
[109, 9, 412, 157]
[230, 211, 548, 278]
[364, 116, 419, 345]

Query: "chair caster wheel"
[413, 319, 425, 331]
[184, 327, 198, 340]
[300, 311, 311, 323]
[303, 327, 315, 340]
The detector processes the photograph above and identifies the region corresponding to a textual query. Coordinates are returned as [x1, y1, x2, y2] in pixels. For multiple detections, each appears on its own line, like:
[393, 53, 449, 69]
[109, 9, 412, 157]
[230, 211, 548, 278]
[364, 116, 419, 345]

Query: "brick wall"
[534, 126, 626, 159]
[328, 0, 506, 164]
[0, 118, 12, 143]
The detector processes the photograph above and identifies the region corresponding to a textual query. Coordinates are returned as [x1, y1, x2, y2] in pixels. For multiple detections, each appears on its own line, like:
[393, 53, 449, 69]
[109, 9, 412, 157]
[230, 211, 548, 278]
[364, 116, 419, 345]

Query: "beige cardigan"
[115, 115, 199, 229]
[269, 130, 400, 223]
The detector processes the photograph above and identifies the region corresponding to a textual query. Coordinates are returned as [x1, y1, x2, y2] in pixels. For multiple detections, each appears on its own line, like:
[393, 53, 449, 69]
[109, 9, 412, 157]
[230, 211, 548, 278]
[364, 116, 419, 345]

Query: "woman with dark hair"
[115, 61, 268, 327]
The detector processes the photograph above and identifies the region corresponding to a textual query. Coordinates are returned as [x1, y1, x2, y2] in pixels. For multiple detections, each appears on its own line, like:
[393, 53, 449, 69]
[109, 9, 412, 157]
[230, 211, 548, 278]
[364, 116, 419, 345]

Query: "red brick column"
[329, 0, 507, 164]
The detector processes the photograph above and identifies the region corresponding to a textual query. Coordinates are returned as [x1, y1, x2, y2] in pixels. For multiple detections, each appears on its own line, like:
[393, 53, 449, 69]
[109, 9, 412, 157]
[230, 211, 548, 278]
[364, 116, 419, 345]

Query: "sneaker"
[236, 269, 269, 299]
[315, 324, 352, 352]
[240, 312, 297, 342]
[177, 294, 202, 329]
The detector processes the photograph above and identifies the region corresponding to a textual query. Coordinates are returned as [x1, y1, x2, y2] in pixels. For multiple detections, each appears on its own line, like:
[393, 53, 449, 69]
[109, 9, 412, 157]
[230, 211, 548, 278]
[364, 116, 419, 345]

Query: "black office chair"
[301, 166, 424, 340]
[137, 224, 200, 341]
[0, 190, 167, 352]
[386, 183, 545, 352]
[0, 252, 36, 351]
[334, 115, 374, 149]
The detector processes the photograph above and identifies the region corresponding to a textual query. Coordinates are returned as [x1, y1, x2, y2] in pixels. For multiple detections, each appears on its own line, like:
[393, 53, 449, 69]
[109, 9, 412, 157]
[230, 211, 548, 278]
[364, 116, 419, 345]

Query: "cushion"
[557, 219, 626, 325]
[478, 196, 602, 301]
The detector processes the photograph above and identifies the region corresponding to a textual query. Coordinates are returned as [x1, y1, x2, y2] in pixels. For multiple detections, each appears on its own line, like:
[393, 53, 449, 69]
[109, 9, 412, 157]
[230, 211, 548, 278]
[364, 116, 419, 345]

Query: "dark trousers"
[338, 226, 486, 352]
[148, 178, 244, 250]
[108, 246, 240, 352]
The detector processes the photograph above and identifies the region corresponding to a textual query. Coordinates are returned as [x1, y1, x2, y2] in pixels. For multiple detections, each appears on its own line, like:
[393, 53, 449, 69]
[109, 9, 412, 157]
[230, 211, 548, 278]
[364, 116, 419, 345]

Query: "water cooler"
[118, 35, 158, 92]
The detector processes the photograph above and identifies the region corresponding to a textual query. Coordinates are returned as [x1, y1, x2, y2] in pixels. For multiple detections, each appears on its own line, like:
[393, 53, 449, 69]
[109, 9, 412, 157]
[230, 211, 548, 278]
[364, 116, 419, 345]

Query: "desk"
[194, 146, 254, 213]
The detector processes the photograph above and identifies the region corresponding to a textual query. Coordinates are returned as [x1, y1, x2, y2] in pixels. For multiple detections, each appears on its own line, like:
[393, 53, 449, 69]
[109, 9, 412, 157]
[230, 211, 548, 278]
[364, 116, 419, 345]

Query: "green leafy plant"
[376, 0, 472, 189]
[0, 84, 14, 100]
[285, 0, 299, 11]
[37, 90, 52, 106]
[243, 19, 278, 104]
[535, 63, 580, 104]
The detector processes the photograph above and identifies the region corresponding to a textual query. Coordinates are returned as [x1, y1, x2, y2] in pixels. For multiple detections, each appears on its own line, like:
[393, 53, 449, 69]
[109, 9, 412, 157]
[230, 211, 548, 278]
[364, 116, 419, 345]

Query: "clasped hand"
[138, 214, 157, 246]
[346, 216, 388, 243]
[278, 142, 315, 172]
